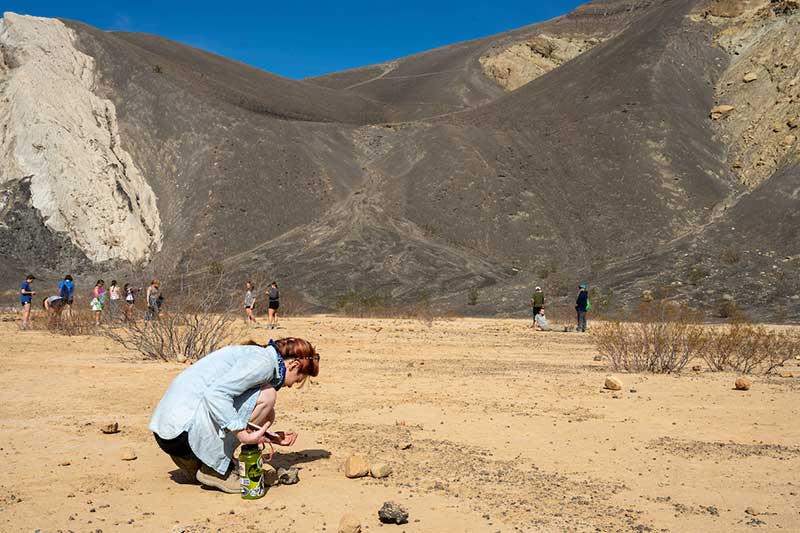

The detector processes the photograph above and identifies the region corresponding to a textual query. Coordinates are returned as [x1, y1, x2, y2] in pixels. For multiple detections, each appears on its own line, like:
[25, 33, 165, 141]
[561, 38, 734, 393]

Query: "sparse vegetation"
[152, 63, 162, 74]
[26, 307, 98, 336]
[104, 274, 236, 361]
[688, 266, 710, 285]
[335, 290, 391, 317]
[702, 323, 800, 375]
[715, 296, 738, 319]
[594, 299, 799, 375]
[592, 302, 706, 373]
[720, 248, 741, 265]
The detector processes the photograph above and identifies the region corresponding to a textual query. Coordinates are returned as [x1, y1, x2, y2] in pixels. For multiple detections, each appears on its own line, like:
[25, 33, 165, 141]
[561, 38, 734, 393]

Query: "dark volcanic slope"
[61, 21, 378, 270]
[107, 30, 386, 124]
[412, 0, 735, 266]
[2, 1, 798, 319]
[308, 0, 662, 122]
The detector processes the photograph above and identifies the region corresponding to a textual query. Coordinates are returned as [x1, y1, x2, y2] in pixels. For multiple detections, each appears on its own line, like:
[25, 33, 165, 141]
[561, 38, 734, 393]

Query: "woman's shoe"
[196, 464, 240, 493]
[169, 455, 201, 482]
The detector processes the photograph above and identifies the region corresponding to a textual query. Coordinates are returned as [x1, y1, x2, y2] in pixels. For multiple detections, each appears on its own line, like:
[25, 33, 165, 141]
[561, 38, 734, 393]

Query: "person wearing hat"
[530, 286, 545, 328]
[20, 274, 36, 329]
[575, 284, 589, 332]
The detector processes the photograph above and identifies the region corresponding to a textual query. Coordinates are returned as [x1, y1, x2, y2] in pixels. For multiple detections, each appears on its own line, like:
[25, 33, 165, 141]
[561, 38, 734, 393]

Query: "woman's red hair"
[247, 337, 319, 377]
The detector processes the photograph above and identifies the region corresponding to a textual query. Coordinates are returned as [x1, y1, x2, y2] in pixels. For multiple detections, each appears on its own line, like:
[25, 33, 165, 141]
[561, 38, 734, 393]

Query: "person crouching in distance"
[43, 295, 66, 326]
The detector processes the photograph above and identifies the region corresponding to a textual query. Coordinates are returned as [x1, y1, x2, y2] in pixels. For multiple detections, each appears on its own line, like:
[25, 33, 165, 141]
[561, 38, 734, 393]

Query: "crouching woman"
[149, 337, 319, 493]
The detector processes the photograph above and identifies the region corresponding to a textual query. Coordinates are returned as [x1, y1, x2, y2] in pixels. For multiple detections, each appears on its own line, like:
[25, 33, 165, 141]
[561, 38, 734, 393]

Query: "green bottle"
[238, 445, 265, 499]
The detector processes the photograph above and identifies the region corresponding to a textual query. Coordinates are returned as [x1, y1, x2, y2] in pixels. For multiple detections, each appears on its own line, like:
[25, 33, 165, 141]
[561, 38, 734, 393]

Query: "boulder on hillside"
[710, 105, 736, 119]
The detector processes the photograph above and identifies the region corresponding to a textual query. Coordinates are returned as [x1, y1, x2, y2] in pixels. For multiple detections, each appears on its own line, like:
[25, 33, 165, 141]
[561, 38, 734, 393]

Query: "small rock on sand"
[378, 501, 409, 525]
[277, 467, 299, 485]
[338, 513, 361, 533]
[745, 506, 761, 516]
[344, 455, 370, 478]
[692, 365, 702, 372]
[120, 447, 137, 461]
[604, 376, 623, 391]
[101, 422, 119, 434]
[264, 464, 279, 486]
[176, 355, 188, 364]
[593, 355, 603, 362]
[710, 104, 735, 119]
[735, 377, 752, 391]
[742, 71, 758, 82]
[370, 463, 392, 479]
[397, 442, 413, 450]
[778, 370, 794, 378]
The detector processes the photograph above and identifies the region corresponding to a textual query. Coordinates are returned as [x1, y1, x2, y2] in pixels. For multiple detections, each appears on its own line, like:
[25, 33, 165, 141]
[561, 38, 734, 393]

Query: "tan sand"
[0, 316, 798, 532]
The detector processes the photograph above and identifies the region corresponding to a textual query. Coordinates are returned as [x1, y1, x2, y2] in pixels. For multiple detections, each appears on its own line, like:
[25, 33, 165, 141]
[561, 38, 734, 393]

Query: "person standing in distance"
[20, 274, 36, 330]
[530, 286, 545, 328]
[58, 275, 75, 318]
[244, 281, 257, 325]
[108, 280, 122, 322]
[267, 281, 280, 330]
[145, 279, 161, 321]
[575, 284, 589, 332]
[91, 280, 106, 326]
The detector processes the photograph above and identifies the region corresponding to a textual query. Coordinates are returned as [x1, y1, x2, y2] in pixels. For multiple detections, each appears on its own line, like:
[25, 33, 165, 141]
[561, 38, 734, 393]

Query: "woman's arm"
[201, 353, 278, 441]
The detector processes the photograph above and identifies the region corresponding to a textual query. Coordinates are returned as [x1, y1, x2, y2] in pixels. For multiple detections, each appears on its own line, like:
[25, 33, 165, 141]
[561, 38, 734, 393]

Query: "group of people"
[529, 284, 590, 332]
[19, 270, 597, 500]
[18, 274, 164, 328]
[243, 280, 280, 329]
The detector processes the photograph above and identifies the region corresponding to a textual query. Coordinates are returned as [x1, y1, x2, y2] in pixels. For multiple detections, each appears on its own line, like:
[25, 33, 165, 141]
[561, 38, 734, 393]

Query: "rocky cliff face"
[479, 34, 604, 91]
[700, 0, 800, 187]
[0, 13, 161, 263]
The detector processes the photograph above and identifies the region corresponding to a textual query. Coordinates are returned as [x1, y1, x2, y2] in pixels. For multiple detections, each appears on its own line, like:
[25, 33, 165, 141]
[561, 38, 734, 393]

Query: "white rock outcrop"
[0, 12, 161, 262]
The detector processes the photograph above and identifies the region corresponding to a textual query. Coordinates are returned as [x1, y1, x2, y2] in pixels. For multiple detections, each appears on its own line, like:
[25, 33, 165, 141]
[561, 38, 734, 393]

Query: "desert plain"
[1, 315, 799, 532]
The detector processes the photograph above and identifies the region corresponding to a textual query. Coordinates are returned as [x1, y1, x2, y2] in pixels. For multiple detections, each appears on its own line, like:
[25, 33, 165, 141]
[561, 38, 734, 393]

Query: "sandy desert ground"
[1, 315, 799, 532]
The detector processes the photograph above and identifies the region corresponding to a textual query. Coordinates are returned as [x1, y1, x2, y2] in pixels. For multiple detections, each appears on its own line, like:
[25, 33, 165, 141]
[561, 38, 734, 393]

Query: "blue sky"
[3, 1, 585, 79]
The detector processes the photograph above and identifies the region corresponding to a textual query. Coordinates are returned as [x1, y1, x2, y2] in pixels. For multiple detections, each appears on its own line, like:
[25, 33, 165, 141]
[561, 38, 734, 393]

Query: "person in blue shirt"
[575, 284, 589, 332]
[20, 274, 36, 330]
[58, 275, 75, 318]
[150, 336, 320, 494]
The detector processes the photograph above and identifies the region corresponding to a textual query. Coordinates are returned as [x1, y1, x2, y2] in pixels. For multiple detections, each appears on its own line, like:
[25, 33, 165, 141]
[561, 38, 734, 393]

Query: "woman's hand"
[269, 431, 297, 446]
[235, 424, 269, 445]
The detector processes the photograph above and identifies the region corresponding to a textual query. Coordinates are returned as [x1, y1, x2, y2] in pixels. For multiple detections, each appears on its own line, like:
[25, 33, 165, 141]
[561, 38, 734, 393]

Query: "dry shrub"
[592, 302, 706, 373]
[23, 306, 98, 336]
[104, 275, 236, 361]
[720, 248, 741, 265]
[703, 324, 800, 375]
[49, 307, 99, 336]
[332, 290, 445, 327]
[334, 290, 390, 317]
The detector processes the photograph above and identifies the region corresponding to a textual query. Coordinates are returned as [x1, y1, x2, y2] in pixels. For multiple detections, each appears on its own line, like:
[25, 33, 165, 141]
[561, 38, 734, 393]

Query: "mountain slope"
[0, 1, 797, 319]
